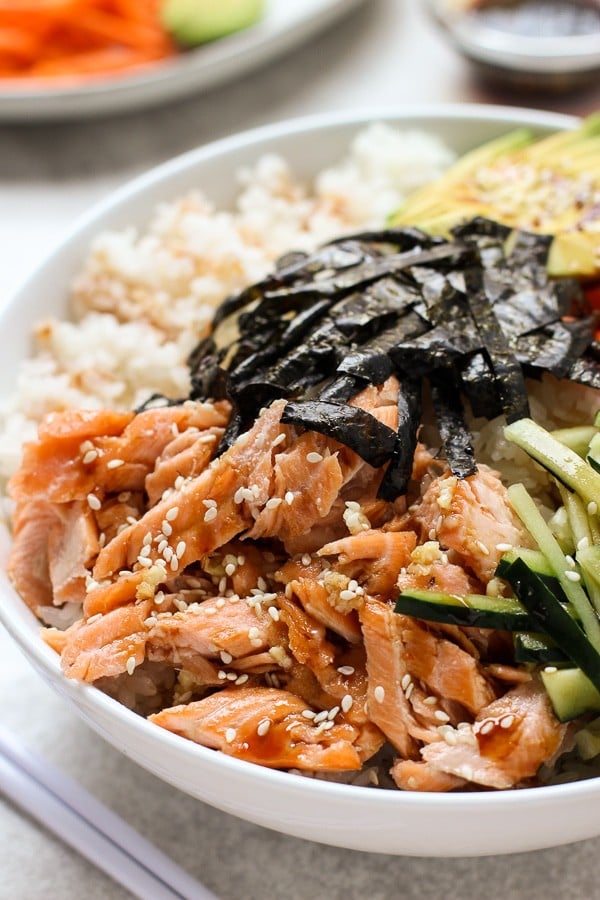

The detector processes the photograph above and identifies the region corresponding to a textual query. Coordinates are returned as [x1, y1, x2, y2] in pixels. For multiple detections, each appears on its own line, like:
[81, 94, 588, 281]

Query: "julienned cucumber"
[504, 558, 600, 693]
[552, 425, 598, 458]
[394, 589, 534, 630]
[541, 667, 600, 722]
[504, 418, 600, 507]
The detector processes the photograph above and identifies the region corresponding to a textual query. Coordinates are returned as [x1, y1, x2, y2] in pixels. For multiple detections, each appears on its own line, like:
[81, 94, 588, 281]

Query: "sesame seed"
[87, 493, 101, 511]
[495, 542, 513, 552]
[80, 440, 94, 453]
[174, 476, 185, 490]
[218, 576, 227, 594]
[268, 606, 280, 622]
[500, 715, 515, 729]
[248, 627, 260, 640]
[216, 598, 226, 609]
[337, 666, 355, 676]
[169, 556, 179, 572]
[220, 650, 233, 664]
[161, 521, 173, 536]
[218, 671, 227, 680]
[238, 555, 245, 565]
[434, 710, 450, 723]
[285, 491, 294, 505]
[341, 694, 353, 713]
[565, 554, 576, 568]
[313, 710, 329, 724]
[257, 577, 267, 592]
[125, 656, 136, 676]
[142, 532, 153, 546]
[163, 547, 174, 562]
[327, 706, 340, 721]
[257, 719, 271, 737]
[203, 499, 217, 509]
[272, 433, 286, 447]
[301, 554, 311, 567]
[339, 589, 355, 602]
[565, 570, 581, 582]
[176, 541, 186, 559]
[578, 536, 591, 551]
[98, 532, 106, 548]
[589, 501, 598, 516]
[401, 674, 412, 691]
[126, 516, 138, 526]
[139, 545, 151, 558]
[144, 616, 158, 628]
[235, 674, 249, 685]
[479, 720, 495, 735]
[374, 686, 385, 703]
[544, 666, 558, 674]
[82, 450, 98, 465]
[475, 540, 490, 556]
[307, 451, 323, 464]
[302, 709, 316, 719]
[226, 673, 237, 682]
[225, 563, 236, 576]
[166, 506, 179, 521]
[265, 497, 282, 510]
[107, 458, 124, 469]
[157, 539, 168, 554]
[405, 683, 414, 701]
[137, 556, 153, 568]
[225, 728, 236, 744]
[204, 507, 218, 523]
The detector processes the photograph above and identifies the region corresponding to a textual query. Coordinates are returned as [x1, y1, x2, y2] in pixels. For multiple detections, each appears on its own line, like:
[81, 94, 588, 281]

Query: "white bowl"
[3, 104, 599, 858]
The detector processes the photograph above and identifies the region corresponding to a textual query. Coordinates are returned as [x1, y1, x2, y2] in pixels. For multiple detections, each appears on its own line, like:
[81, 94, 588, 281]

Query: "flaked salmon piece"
[276, 557, 362, 644]
[319, 530, 417, 598]
[146, 596, 284, 663]
[390, 759, 466, 792]
[145, 425, 224, 507]
[94, 492, 146, 544]
[42, 627, 69, 655]
[398, 615, 496, 716]
[7, 499, 60, 610]
[149, 686, 362, 771]
[93, 401, 288, 580]
[47, 502, 100, 606]
[56, 600, 152, 682]
[278, 594, 336, 673]
[9, 403, 229, 505]
[411, 465, 532, 582]
[421, 679, 566, 789]
[248, 431, 344, 545]
[83, 569, 150, 618]
[484, 663, 533, 684]
[359, 598, 432, 757]
[396, 557, 482, 598]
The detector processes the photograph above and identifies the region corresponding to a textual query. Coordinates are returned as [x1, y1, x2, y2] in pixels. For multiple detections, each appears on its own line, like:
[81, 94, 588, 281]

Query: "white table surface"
[2, 2, 600, 898]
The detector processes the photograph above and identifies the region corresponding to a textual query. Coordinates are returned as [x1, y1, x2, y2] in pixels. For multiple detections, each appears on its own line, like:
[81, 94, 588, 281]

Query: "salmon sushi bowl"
[2, 106, 600, 855]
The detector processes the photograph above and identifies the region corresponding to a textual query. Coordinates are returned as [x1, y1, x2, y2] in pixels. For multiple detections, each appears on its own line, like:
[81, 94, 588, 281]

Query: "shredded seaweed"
[185, 218, 598, 499]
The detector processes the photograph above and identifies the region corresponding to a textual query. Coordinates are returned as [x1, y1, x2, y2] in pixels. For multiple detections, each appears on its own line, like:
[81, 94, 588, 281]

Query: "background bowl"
[4, 104, 600, 858]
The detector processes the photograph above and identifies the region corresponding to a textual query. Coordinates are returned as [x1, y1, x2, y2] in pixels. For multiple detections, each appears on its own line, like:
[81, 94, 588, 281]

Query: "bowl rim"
[2, 101, 598, 816]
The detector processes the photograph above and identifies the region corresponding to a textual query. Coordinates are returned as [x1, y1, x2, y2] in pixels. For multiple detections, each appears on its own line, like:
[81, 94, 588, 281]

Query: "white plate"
[0, 0, 366, 121]
[4, 104, 600, 858]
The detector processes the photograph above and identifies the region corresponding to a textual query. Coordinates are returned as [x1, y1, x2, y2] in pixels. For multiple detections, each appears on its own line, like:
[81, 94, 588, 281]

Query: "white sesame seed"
[220, 651, 233, 664]
[169, 556, 179, 572]
[218, 671, 227, 680]
[337, 666, 355, 676]
[434, 710, 450, 723]
[225, 563, 236, 576]
[301, 554, 311, 567]
[341, 694, 353, 713]
[374, 686, 385, 703]
[340, 589, 355, 602]
[174, 476, 185, 490]
[589, 501, 598, 516]
[578, 536, 591, 551]
[125, 656, 136, 676]
[327, 706, 340, 721]
[98, 532, 106, 548]
[401, 674, 412, 691]
[142, 532, 153, 546]
[176, 541, 186, 559]
[144, 616, 158, 628]
[237, 555, 245, 565]
[307, 451, 323, 464]
[544, 666, 558, 674]
[272, 433, 286, 447]
[157, 539, 168, 554]
[405, 683, 414, 701]
[204, 507, 218, 523]
[82, 450, 98, 465]
[87, 493, 101, 511]
[202, 499, 217, 509]
[313, 710, 329, 724]
[126, 516, 138, 526]
[475, 540, 490, 556]
[218, 576, 227, 594]
[565, 554, 576, 568]
[479, 720, 495, 735]
[500, 715, 515, 729]
[565, 570, 581, 582]
[257, 719, 271, 737]
[495, 543, 513, 552]
[226, 672, 237, 681]
[216, 598, 226, 609]
[248, 627, 260, 640]
[166, 506, 179, 521]
[268, 606, 280, 622]
[236, 674, 249, 685]
[163, 547, 174, 562]
[257, 577, 267, 592]
[265, 497, 282, 510]
[107, 458, 124, 469]
[138, 545, 151, 558]
[161, 521, 173, 536]
[225, 728, 236, 744]
[285, 491, 294, 505]
[137, 556, 153, 568]
[80, 440, 94, 453]
[302, 709, 316, 719]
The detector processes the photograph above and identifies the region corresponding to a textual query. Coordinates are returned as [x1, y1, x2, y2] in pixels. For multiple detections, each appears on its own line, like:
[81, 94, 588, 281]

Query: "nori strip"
[281, 400, 397, 468]
[378, 376, 423, 500]
[566, 355, 600, 391]
[459, 352, 502, 420]
[430, 369, 477, 478]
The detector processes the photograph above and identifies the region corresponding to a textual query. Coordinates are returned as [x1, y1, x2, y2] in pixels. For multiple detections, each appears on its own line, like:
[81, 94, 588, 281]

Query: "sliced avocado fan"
[390, 115, 600, 279]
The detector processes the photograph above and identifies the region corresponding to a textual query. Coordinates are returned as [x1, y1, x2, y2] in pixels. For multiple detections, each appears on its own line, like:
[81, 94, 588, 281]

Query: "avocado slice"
[390, 115, 600, 279]
[162, 0, 265, 46]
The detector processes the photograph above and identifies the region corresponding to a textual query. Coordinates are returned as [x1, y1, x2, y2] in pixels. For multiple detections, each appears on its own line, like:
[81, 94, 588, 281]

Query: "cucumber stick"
[507, 483, 600, 653]
[552, 425, 598, 458]
[541, 667, 600, 722]
[505, 418, 600, 508]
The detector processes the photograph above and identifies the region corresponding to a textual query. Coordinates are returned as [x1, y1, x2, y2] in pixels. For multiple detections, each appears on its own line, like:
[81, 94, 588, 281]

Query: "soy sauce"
[469, 0, 600, 38]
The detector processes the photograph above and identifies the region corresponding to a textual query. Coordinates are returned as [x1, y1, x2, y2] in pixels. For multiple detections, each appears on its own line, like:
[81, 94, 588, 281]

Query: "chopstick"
[0, 725, 217, 900]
